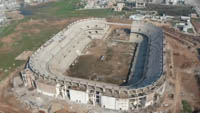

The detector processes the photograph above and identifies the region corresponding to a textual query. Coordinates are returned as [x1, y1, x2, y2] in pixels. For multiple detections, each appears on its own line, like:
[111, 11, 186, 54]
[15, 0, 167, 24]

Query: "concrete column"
[20, 71, 27, 86]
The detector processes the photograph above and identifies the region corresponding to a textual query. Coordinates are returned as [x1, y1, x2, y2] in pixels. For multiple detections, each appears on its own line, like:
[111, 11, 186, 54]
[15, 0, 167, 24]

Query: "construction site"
[0, 0, 200, 112]
[0, 16, 198, 113]
[16, 18, 166, 112]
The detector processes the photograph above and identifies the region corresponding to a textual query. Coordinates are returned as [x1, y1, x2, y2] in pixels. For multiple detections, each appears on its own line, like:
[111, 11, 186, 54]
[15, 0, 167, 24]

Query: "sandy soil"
[146, 20, 200, 113]
[107, 18, 132, 24]
[166, 34, 200, 113]
[67, 36, 135, 85]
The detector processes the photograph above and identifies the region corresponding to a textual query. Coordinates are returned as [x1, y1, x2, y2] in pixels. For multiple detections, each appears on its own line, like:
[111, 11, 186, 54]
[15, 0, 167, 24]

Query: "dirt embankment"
[166, 34, 200, 112]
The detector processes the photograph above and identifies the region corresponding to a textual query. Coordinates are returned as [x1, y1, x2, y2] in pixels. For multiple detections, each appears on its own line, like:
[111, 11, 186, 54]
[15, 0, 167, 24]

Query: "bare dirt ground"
[0, 32, 21, 52]
[107, 18, 132, 24]
[151, 32, 200, 113]
[143, 20, 200, 113]
[165, 33, 200, 113]
[66, 28, 135, 85]
[108, 28, 131, 41]
[55, 110, 75, 113]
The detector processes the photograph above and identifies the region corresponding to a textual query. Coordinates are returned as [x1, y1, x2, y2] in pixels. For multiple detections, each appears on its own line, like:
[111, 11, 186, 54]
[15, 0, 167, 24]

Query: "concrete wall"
[69, 90, 89, 104]
[145, 93, 154, 107]
[115, 99, 129, 110]
[101, 96, 116, 110]
[36, 81, 57, 97]
[101, 96, 129, 110]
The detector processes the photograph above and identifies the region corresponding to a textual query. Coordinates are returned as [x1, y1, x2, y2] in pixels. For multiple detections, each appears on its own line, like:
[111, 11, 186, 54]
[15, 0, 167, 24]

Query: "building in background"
[136, 0, 146, 8]
[175, 16, 195, 33]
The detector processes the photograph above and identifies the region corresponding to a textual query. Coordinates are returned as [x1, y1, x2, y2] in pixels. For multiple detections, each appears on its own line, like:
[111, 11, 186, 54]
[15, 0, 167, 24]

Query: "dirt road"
[169, 47, 182, 113]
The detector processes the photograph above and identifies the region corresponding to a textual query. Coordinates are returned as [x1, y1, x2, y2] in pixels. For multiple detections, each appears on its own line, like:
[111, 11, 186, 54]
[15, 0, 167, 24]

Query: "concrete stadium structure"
[21, 18, 166, 111]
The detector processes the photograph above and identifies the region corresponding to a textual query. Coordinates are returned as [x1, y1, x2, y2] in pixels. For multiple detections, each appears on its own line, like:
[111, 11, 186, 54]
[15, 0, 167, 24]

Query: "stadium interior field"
[66, 28, 137, 85]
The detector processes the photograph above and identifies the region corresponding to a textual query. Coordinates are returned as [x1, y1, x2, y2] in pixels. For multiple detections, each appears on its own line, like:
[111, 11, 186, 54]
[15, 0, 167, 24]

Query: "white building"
[175, 16, 195, 33]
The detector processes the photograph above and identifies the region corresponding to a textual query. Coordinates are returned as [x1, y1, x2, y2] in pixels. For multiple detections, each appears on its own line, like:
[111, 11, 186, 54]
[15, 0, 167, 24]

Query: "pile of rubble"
[12, 76, 65, 113]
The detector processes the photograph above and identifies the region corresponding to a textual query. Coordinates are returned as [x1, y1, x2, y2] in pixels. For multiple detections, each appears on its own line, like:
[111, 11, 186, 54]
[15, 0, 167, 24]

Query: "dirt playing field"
[66, 28, 136, 85]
